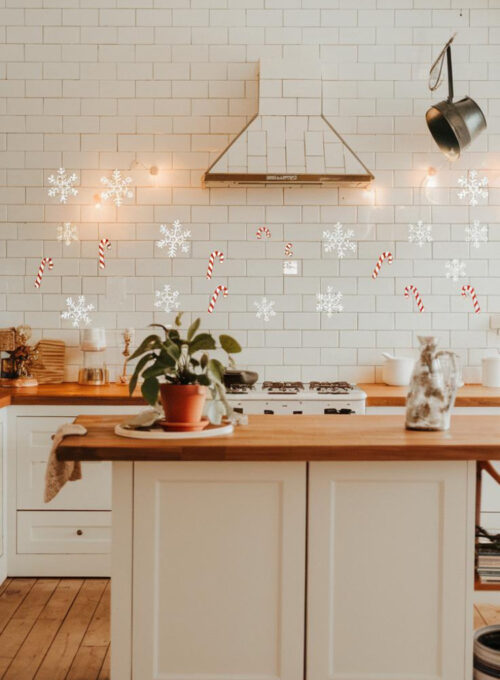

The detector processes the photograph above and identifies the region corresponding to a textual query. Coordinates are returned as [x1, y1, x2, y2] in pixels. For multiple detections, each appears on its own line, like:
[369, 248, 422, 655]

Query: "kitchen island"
[56, 414, 491, 680]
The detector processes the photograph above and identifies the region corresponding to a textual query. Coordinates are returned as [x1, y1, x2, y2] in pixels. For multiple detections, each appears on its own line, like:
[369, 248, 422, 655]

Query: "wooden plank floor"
[0, 578, 497, 679]
[0, 579, 109, 680]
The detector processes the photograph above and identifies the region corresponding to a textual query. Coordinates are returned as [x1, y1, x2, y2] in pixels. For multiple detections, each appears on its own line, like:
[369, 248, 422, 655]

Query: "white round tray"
[114, 422, 234, 440]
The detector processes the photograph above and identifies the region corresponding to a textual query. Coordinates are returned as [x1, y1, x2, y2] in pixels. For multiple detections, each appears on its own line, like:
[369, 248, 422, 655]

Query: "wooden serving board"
[115, 422, 234, 440]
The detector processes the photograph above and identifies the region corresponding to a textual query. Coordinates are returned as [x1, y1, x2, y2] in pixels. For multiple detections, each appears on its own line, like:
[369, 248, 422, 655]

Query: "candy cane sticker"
[206, 250, 225, 280]
[461, 284, 480, 313]
[372, 251, 393, 279]
[256, 226, 271, 239]
[208, 285, 228, 313]
[34, 257, 53, 289]
[404, 285, 425, 312]
[284, 242, 293, 257]
[98, 238, 111, 269]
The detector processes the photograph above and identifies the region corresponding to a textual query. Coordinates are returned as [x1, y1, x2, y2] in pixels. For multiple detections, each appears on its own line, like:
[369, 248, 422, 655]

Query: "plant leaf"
[166, 343, 181, 361]
[197, 373, 210, 386]
[149, 323, 171, 341]
[208, 358, 224, 383]
[141, 377, 160, 406]
[219, 334, 242, 354]
[128, 334, 162, 362]
[175, 312, 183, 327]
[141, 364, 171, 380]
[200, 353, 208, 369]
[189, 333, 216, 354]
[128, 353, 154, 396]
[187, 318, 201, 341]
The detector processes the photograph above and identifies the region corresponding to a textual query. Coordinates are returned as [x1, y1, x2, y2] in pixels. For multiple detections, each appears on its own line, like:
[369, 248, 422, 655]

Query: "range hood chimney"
[203, 59, 374, 188]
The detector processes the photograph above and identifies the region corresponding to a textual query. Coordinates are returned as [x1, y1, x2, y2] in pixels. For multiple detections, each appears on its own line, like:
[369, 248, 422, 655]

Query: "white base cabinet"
[112, 459, 475, 680]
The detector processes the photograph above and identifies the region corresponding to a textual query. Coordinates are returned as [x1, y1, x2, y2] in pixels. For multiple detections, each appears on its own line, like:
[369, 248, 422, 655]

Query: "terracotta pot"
[160, 383, 207, 424]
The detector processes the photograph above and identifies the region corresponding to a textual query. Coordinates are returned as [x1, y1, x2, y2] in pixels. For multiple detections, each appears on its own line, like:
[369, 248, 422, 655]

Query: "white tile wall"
[2, 0, 500, 383]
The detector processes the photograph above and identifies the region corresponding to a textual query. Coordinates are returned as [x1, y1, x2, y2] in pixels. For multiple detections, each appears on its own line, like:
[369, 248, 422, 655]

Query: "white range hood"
[203, 59, 374, 188]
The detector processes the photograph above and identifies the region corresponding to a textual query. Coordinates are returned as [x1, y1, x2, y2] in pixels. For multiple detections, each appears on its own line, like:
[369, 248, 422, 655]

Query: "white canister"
[482, 355, 500, 387]
[382, 353, 416, 386]
[81, 328, 106, 352]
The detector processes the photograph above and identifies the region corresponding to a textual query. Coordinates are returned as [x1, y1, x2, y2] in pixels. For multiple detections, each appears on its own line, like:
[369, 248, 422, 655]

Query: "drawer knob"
[76, 529, 83, 536]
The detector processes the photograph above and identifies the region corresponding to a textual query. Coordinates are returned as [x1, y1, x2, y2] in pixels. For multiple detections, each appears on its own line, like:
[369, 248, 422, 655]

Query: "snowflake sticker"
[61, 296, 94, 328]
[408, 220, 433, 247]
[254, 297, 276, 322]
[47, 168, 78, 204]
[57, 222, 78, 246]
[156, 220, 191, 257]
[465, 220, 488, 248]
[457, 170, 488, 206]
[322, 223, 356, 259]
[154, 284, 181, 314]
[316, 287, 343, 317]
[445, 259, 467, 282]
[100, 169, 134, 207]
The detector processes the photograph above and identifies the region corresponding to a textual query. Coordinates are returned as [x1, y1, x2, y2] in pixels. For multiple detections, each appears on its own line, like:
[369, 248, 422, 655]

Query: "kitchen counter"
[360, 383, 500, 407]
[1, 381, 500, 407]
[57, 413, 500, 461]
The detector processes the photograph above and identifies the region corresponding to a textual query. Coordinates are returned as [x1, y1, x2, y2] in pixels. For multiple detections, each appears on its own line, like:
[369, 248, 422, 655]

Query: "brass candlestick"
[117, 328, 134, 385]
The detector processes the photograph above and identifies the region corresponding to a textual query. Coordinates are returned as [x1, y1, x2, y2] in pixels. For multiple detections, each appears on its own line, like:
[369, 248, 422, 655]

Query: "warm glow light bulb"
[93, 193, 101, 209]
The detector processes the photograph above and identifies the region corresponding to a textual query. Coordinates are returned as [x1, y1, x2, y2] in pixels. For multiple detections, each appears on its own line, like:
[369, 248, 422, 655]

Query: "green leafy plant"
[128, 313, 242, 416]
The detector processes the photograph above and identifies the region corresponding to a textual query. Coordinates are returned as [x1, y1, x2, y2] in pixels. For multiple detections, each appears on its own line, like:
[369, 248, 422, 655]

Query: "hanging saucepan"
[426, 34, 486, 161]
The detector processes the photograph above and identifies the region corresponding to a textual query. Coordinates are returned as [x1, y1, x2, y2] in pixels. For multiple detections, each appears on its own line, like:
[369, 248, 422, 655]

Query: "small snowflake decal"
[156, 220, 191, 257]
[445, 259, 467, 282]
[100, 169, 134, 207]
[316, 287, 343, 317]
[457, 170, 488, 206]
[408, 220, 433, 247]
[323, 223, 356, 259]
[465, 220, 488, 248]
[154, 284, 181, 314]
[57, 222, 78, 246]
[47, 168, 78, 204]
[61, 296, 94, 328]
[254, 297, 276, 322]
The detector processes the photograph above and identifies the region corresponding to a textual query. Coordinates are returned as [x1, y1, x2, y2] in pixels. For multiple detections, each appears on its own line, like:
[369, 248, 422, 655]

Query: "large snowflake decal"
[61, 296, 94, 328]
[316, 287, 343, 317]
[47, 168, 78, 203]
[100, 169, 133, 207]
[457, 170, 488, 206]
[445, 259, 467, 282]
[254, 297, 276, 322]
[465, 220, 488, 248]
[322, 223, 356, 259]
[156, 220, 191, 257]
[57, 222, 78, 246]
[154, 284, 181, 314]
[408, 220, 433, 247]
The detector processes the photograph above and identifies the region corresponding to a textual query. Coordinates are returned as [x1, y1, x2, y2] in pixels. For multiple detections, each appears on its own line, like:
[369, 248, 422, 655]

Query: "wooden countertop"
[56, 414, 500, 462]
[1, 382, 500, 408]
[359, 383, 500, 407]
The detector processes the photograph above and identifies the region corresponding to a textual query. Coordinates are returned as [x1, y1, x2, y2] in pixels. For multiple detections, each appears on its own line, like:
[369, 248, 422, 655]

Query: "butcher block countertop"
[56, 414, 500, 462]
[1, 382, 500, 407]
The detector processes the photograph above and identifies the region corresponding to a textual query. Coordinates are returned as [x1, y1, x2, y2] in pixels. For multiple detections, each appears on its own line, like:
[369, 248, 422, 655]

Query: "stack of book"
[477, 542, 500, 584]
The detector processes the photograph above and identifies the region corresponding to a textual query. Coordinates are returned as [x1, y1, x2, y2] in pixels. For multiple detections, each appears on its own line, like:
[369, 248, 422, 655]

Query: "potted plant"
[128, 313, 242, 429]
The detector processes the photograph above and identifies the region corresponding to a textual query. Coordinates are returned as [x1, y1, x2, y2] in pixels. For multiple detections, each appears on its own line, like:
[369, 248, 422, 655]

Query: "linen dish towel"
[44, 423, 87, 503]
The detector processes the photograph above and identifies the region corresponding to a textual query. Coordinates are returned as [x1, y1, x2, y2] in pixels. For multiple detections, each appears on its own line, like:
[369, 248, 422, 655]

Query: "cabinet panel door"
[307, 461, 473, 680]
[17, 417, 111, 510]
[132, 461, 306, 680]
[17, 510, 111, 554]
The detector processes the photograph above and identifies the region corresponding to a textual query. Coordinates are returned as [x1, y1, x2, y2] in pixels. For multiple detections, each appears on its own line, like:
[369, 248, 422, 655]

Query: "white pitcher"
[405, 336, 459, 431]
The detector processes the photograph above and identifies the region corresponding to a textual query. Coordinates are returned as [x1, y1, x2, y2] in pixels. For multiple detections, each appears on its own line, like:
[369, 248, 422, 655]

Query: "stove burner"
[309, 381, 354, 395]
[262, 381, 305, 395]
[225, 383, 254, 395]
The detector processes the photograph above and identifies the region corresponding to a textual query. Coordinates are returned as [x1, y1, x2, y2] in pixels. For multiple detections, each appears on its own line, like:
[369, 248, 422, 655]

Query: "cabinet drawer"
[16, 417, 111, 510]
[17, 511, 111, 554]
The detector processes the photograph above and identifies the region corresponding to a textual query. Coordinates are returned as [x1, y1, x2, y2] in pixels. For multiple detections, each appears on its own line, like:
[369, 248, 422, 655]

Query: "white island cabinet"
[111, 459, 475, 680]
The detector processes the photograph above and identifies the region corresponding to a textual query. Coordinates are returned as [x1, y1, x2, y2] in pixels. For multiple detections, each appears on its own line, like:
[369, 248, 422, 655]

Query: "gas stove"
[226, 381, 366, 415]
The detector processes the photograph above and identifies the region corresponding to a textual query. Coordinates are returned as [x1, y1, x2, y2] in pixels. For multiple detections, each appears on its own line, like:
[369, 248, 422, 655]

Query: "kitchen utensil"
[382, 353, 415, 386]
[405, 336, 459, 431]
[482, 353, 500, 388]
[426, 34, 486, 160]
[223, 368, 259, 387]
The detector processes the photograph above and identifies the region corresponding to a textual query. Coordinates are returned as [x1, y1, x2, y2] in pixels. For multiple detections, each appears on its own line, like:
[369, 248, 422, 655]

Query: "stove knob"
[264, 409, 274, 415]
[324, 408, 339, 415]
[293, 411, 303, 415]
[339, 408, 354, 415]
[234, 407, 244, 414]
